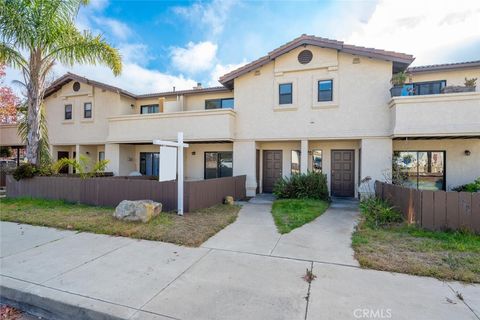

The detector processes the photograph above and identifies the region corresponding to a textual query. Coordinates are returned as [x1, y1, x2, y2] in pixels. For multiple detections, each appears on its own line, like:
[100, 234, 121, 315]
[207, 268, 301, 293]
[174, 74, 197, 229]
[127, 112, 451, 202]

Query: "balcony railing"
[107, 109, 236, 143]
[389, 91, 480, 136]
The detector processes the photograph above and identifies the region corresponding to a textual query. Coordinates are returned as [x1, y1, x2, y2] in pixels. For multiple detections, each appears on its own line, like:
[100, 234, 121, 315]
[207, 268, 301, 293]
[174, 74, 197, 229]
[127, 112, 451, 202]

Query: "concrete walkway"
[203, 196, 359, 266]
[1, 198, 479, 320]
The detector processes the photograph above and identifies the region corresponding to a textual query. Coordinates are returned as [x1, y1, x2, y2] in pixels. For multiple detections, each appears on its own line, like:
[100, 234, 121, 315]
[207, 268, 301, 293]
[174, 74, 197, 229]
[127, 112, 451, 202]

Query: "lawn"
[352, 221, 480, 283]
[0, 197, 240, 247]
[271, 199, 329, 234]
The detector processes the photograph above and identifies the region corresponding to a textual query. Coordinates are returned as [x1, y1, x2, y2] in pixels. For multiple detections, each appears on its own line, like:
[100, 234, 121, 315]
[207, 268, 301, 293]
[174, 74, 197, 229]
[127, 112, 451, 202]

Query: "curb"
[0, 285, 126, 320]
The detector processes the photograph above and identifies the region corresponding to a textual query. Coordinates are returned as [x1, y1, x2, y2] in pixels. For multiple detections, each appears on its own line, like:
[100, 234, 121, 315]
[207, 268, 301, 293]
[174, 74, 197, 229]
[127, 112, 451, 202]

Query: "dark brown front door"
[331, 150, 355, 197]
[263, 150, 282, 193]
[57, 151, 69, 174]
[256, 149, 260, 194]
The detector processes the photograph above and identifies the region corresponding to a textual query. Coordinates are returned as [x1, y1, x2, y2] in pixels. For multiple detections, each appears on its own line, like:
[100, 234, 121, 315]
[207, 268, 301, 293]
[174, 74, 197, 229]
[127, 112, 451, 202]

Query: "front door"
[57, 151, 69, 174]
[331, 150, 355, 197]
[263, 150, 282, 193]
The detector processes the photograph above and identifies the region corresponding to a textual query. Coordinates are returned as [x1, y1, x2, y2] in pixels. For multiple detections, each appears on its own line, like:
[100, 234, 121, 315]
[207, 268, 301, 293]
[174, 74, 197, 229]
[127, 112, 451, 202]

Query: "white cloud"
[208, 61, 247, 87]
[93, 17, 132, 40]
[346, 0, 480, 65]
[173, 0, 238, 37]
[171, 41, 218, 74]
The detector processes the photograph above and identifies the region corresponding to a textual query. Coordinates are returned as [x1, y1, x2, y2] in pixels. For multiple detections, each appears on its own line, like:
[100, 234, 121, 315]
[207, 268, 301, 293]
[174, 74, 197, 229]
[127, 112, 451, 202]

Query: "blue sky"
[6, 0, 480, 94]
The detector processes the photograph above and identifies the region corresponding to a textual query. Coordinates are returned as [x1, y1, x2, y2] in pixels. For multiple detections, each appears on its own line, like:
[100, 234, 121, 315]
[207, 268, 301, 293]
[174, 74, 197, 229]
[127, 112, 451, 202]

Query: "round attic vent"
[298, 50, 313, 64]
[73, 81, 81, 92]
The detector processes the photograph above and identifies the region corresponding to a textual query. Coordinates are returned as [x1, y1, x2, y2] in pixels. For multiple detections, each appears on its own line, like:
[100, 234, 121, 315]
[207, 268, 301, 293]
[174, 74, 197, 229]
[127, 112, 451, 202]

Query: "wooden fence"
[6, 175, 246, 212]
[375, 181, 480, 233]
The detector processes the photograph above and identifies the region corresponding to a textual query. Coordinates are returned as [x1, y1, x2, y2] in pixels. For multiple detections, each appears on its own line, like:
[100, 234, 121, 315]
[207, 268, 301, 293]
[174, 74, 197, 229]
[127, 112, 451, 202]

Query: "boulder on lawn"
[224, 196, 234, 205]
[114, 200, 162, 223]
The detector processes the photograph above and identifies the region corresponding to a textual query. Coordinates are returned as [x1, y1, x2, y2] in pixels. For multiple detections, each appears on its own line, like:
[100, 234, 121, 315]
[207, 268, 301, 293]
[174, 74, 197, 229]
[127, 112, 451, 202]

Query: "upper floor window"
[205, 98, 234, 109]
[84, 102, 92, 118]
[64, 104, 72, 120]
[140, 104, 159, 114]
[318, 80, 333, 102]
[279, 83, 292, 105]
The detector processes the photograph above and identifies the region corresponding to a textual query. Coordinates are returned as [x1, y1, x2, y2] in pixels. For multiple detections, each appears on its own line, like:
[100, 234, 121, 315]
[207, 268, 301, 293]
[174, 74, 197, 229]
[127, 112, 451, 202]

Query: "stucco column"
[233, 140, 257, 197]
[301, 139, 308, 174]
[105, 143, 120, 175]
[360, 138, 393, 197]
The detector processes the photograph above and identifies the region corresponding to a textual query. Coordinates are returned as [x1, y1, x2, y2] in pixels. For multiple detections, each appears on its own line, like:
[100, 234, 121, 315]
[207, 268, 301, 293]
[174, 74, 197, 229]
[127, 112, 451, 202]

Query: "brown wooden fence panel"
[446, 192, 459, 230]
[5, 175, 245, 212]
[458, 192, 472, 231]
[421, 190, 434, 230]
[472, 193, 480, 233]
[433, 190, 447, 231]
[374, 181, 478, 233]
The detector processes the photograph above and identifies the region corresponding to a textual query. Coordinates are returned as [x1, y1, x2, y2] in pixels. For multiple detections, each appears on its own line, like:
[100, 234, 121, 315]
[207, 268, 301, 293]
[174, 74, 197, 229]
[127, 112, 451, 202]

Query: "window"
[140, 152, 159, 176]
[205, 98, 234, 109]
[84, 102, 92, 118]
[393, 151, 445, 191]
[64, 104, 72, 120]
[412, 80, 446, 95]
[204, 152, 233, 179]
[291, 150, 300, 175]
[312, 150, 322, 173]
[140, 104, 159, 114]
[279, 83, 292, 105]
[98, 151, 105, 162]
[318, 80, 333, 102]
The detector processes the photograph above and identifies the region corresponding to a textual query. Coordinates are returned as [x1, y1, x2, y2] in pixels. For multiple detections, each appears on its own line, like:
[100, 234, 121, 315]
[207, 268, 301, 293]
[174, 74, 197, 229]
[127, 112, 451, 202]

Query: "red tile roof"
[44, 73, 230, 99]
[407, 60, 480, 73]
[219, 34, 415, 87]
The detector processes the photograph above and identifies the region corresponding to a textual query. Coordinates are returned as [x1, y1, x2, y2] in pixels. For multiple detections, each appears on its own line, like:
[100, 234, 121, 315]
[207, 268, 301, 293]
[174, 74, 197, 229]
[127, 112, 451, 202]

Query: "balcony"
[389, 91, 480, 137]
[107, 109, 236, 143]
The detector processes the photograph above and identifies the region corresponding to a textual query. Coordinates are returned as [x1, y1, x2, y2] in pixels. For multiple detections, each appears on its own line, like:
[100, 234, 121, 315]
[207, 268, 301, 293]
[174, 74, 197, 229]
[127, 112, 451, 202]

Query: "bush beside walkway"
[0, 197, 240, 247]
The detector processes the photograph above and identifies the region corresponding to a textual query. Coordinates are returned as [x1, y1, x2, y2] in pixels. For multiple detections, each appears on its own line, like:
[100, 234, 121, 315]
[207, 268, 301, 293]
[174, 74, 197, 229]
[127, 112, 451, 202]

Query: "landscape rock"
[224, 196, 234, 205]
[114, 200, 162, 223]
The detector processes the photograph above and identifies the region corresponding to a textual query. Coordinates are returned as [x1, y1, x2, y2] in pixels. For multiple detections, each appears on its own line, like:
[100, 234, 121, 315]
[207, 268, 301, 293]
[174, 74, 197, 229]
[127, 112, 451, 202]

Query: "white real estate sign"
[153, 132, 189, 215]
[159, 146, 177, 182]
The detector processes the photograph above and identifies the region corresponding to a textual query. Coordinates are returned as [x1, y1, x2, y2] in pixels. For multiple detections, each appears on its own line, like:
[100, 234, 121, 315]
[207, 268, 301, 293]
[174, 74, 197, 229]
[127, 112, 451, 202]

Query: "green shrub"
[12, 163, 36, 181]
[273, 171, 329, 200]
[359, 197, 403, 228]
[452, 178, 480, 192]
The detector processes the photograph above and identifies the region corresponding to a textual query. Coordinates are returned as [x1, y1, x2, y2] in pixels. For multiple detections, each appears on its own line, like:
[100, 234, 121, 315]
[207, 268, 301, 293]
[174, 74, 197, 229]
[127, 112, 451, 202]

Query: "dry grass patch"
[352, 221, 480, 283]
[0, 197, 240, 247]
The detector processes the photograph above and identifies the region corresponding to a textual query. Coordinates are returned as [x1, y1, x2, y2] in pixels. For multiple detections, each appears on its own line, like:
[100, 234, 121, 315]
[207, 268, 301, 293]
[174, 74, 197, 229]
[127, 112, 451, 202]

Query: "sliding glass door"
[393, 151, 445, 190]
[140, 152, 159, 176]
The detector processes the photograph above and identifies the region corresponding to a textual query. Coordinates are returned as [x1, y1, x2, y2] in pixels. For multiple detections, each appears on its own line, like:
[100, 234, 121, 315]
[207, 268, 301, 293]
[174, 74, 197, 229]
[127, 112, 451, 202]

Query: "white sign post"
[153, 132, 189, 215]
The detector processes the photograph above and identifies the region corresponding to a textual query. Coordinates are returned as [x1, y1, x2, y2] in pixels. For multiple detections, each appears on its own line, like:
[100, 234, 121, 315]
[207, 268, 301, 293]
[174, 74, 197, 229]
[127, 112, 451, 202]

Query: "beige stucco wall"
[393, 139, 480, 190]
[409, 68, 480, 91]
[233, 46, 393, 140]
[0, 124, 23, 146]
[389, 92, 480, 136]
[45, 81, 134, 145]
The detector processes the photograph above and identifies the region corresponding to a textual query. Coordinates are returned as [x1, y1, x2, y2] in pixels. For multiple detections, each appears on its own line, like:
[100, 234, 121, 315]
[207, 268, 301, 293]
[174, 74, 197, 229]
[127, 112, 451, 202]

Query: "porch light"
[464, 150, 471, 156]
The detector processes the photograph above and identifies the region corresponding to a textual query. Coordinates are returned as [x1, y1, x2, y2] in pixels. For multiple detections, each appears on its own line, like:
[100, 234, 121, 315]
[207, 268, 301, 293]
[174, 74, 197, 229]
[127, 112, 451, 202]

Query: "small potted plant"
[390, 71, 408, 97]
[443, 77, 477, 93]
[464, 77, 477, 91]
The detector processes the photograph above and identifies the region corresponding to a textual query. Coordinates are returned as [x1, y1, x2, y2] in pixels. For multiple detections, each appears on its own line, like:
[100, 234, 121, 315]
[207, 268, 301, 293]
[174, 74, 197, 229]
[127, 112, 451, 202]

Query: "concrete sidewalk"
[1, 202, 479, 319]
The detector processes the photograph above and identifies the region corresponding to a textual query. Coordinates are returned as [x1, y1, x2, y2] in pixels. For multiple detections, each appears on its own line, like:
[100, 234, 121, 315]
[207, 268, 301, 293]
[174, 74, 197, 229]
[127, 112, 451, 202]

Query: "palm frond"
[48, 27, 122, 75]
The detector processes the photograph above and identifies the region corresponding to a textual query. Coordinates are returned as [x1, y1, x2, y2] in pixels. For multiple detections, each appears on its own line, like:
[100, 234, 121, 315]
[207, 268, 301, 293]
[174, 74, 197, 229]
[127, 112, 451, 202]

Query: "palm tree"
[0, 0, 122, 165]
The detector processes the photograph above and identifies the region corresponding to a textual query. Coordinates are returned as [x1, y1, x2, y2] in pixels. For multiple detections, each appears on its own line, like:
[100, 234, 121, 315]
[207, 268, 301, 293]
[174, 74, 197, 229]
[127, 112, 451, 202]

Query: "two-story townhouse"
[1, 35, 479, 196]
